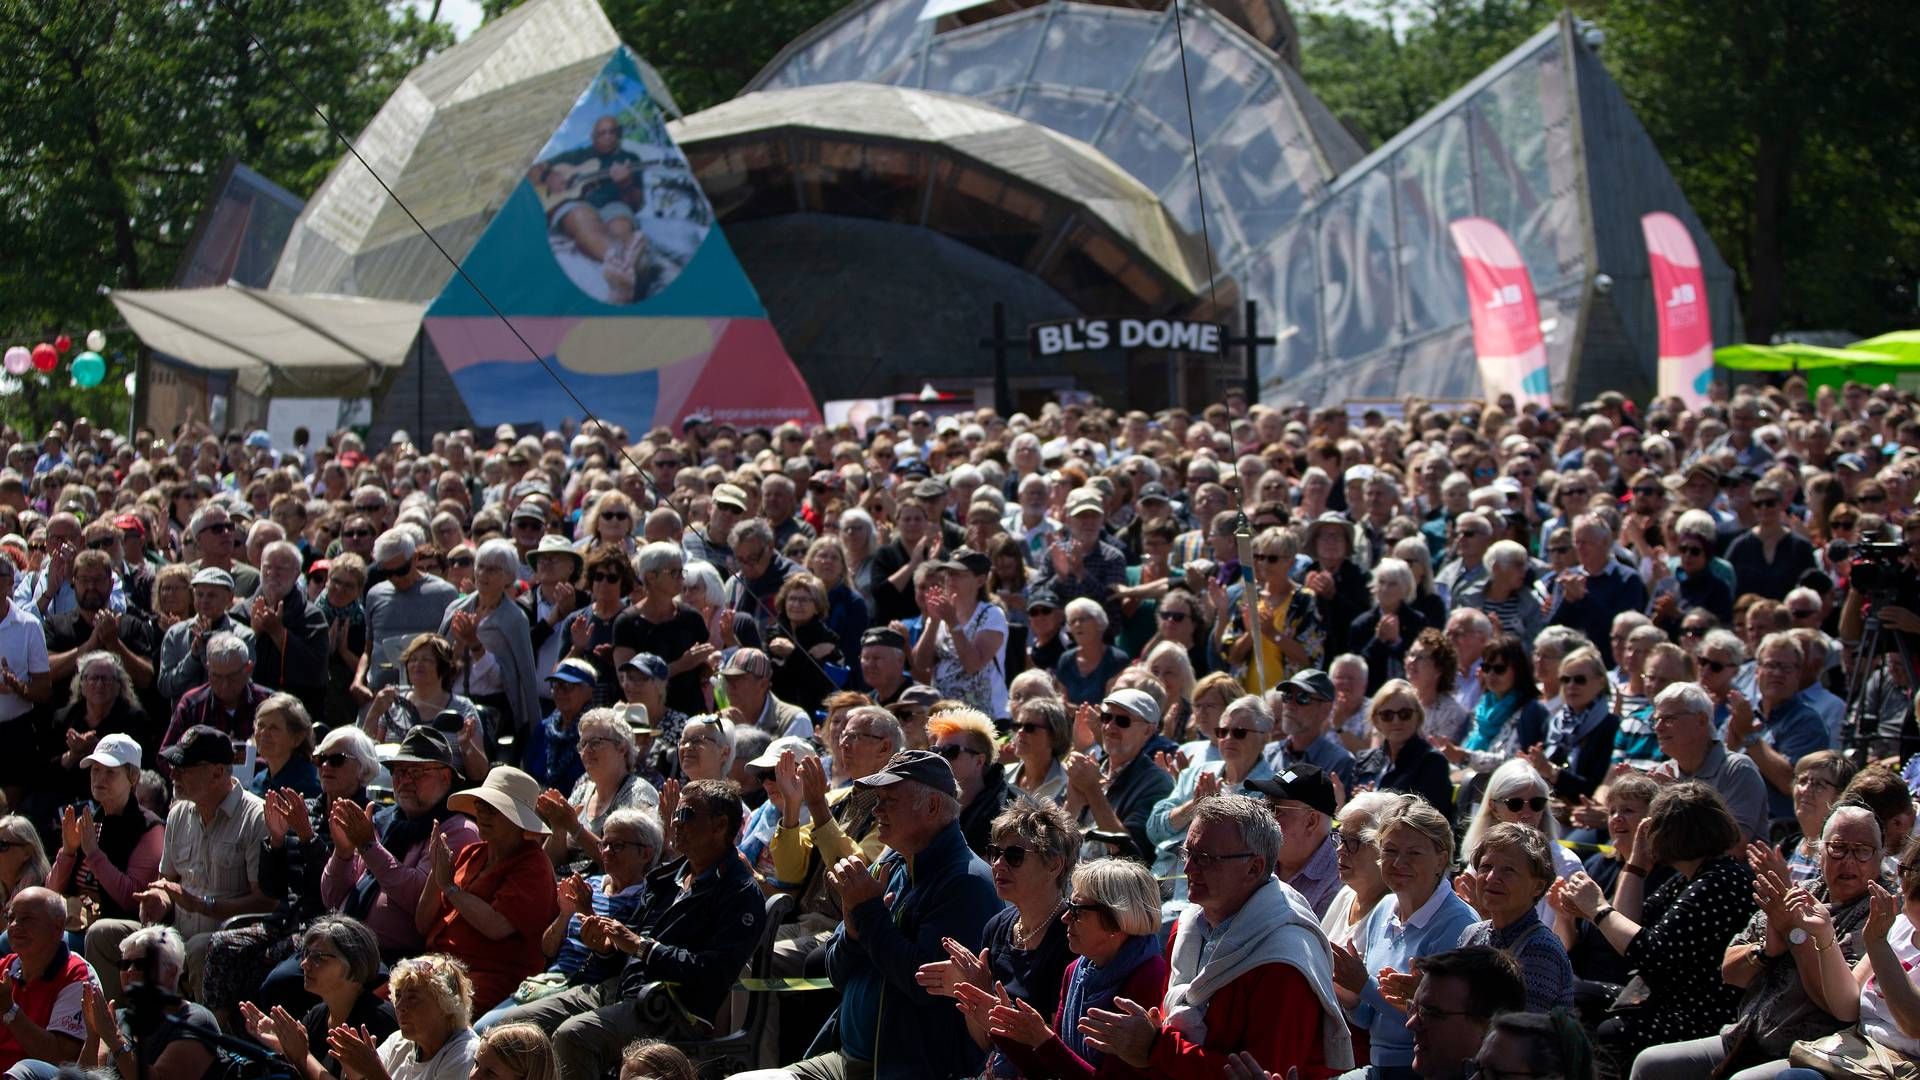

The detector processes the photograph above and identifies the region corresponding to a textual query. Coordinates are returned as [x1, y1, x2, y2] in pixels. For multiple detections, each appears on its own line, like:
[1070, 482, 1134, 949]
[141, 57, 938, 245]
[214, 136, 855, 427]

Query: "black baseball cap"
[1245, 763, 1337, 817]
[1278, 669, 1337, 702]
[1026, 588, 1062, 613]
[934, 547, 991, 575]
[161, 725, 235, 768]
[862, 626, 908, 651]
[854, 749, 957, 795]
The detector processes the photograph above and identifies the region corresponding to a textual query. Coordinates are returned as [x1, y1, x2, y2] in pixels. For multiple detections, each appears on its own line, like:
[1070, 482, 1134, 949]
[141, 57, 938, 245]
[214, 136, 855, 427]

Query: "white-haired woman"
[1461, 760, 1583, 929]
[1322, 791, 1400, 949]
[441, 538, 542, 747]
[1459, 540, 1545, 640]
[1056, 598, 1128, 706]
[680, 559, 762, 654]
[49, 650, 147, 802]
[674, 715, 734, 782]
[1390, 535, 1449, 633]
[204, 723, 383, 1020]
[838, 508, 881, 613]
[329, 953, 480, 1080]
[1350, 557, 1427, 694]
[536, 708, 659, 871]
[1144, 641, 1197, 743]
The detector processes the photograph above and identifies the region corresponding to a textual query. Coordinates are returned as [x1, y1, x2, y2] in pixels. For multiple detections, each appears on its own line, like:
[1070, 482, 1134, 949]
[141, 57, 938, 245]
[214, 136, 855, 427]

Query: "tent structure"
[112, 0, 820, 436]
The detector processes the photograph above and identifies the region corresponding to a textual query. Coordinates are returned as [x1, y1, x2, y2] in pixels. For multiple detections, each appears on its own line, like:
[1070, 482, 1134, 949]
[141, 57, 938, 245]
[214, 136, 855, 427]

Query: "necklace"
[1013, 899, 1066, 948]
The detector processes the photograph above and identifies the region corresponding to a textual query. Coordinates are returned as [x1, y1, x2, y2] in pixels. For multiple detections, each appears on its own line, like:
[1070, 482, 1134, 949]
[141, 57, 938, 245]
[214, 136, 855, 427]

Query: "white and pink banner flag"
[1641, 212, 1714, 408]
[1449, 217, 1552, 407]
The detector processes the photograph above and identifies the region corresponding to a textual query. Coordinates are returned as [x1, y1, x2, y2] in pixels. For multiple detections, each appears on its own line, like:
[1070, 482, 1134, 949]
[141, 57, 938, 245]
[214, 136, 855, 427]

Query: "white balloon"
[85, 330, 106, 352]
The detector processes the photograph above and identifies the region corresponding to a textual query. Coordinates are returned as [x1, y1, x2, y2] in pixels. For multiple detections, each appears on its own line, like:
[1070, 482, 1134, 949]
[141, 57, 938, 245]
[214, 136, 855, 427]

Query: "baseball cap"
[1137, 482, 1172, 505]
[1101, 689, 1161, 730]
[861, 626, 908, 651]
[245, 430, 273, 451]
[511, 501, 548, 523]
[621, 653, 669, 681]
[80, 733, 142, 771]
[913, 478, 948, 501]
[1245, 764, 1338, 817]
[1278, 670, 1337, 702]
[545, 658, 598, 686]
[190, 567, 235, 591]
[720, 648, 771, 679]
[712, 484, 749, 512]
[113, 513, 145, 536]
[1026, 588, 1061, 613]
[935, 547, 991, 575]
[1835, 453, 1869, 473]
[894, 684, 941, 710]
[747, 735, 819, 770]
[1065, 488, 1104, 517]
[161, 725, 235, 768]
[853, 749, 957, 794]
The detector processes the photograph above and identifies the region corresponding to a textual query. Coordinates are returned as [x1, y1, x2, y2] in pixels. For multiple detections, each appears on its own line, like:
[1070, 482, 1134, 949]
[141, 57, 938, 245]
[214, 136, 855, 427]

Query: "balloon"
[53, 335, 71, 354]
[85, 330, 106, 352]
[2, 348, 27, 376]
[70, 352, 105, 388]
[30, 344, 56, 373]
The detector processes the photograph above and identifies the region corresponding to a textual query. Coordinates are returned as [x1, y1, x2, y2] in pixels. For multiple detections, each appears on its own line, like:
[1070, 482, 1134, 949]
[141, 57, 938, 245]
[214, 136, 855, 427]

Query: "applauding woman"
[242, 914, 397, 1080]
[328, 953, 480, 1080]
[49, 734, 163, 927]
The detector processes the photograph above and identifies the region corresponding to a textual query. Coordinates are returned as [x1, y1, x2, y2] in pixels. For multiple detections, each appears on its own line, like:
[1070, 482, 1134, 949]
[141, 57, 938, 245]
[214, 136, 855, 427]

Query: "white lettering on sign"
[1486, 284, 1524, 309]
[1665, 283, 1696, 308]
[1029, 317, 1226, 356]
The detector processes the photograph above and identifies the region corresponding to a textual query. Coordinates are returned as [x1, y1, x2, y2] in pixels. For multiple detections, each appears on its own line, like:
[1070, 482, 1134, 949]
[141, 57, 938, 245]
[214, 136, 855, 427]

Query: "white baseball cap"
[80, 733, 143, 771]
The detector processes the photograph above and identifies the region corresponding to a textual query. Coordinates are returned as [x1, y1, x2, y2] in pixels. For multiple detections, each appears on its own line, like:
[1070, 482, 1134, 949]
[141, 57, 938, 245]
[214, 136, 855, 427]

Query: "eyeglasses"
[200, 522, 234, 535]
[589, 572, 623, 584]
[1330, 831, 1372, 853]
[1099, 712, 1135, 729]
[1502, 796, 1549, 814]
[934, 744, 978, 761]
[1215, 726, 1262, 741]
[1559, 488, 1589, 500]
[1699, 658, 1735, 673]
[1825, 839, 1881, 864]
[1158, 610, 1189, 623]
[838, 730, 888, 746]
[1562, 673, 1593, 687]
[1064, 900, 1111, 922]
[315, 753, 352, 769]
[1758, 660, 1798, 673]
[1632, 486, 1662, 497]
[1678, 544, 1707, 556]
[679, 734, 717, 751]
[1373, 706, 1418, 724]
[984, 843, 1031, 868]
[1280, 691, 1321, 706]
[450, 556, 474, 568]
[1651, 710, 1696, 727]
[1175, 846, 1256, 870]
[343, 529, 374, 539]
[672, 806, 707, 824]
[1011, 722, 1048, 735]
[1482, 663, 1510, 676]
[580, 736, 619, 754]
[1753, 498, 1781, 509]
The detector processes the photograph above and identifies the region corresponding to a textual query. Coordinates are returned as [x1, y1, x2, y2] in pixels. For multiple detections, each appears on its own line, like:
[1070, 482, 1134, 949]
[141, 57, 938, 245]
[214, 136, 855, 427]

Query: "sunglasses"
[1215, 726, 1261, 741]
[599, 511, 630, 521]
[1789, 608, 1819, 619]
[590, 572, 623, 584]
[1158, 610, 1189, 623]
[1559, 489, 1589, 499]
[87, 538, 118, 550]
[1064, 899, 1111, 922]
[1862, 494, 1889, 505]
[1700, 658, 1735, 673]
[934, 744, 977, 761]
[1280, 691, 1322, 706]
[1752, 498, 1781, 509]
[343, 529, 374, 539]
[316, 753, 353, 769]
[1562, 673, 1592, 686]
[1253, 554, 1286, 564]
[1503, 796, 1549, 814]
[450, 556, 474, 568]
[1373, 706, 1418, 724]
[200, 522, 234, 535]
[1099, 712, 1135, 729]
[985, 843, 1031, 868]
[1546, 545, 1573, 556]
[1011, 722, 1049, 735]
[1482, 663, 1510, 676]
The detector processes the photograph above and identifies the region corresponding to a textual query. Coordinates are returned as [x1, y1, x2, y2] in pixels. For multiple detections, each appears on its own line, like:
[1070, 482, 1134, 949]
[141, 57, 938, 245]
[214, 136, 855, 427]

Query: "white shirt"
[0, 601, 48, 724]
[379, 1027, 478, 1080]
[1862, 914, 1920, 1057]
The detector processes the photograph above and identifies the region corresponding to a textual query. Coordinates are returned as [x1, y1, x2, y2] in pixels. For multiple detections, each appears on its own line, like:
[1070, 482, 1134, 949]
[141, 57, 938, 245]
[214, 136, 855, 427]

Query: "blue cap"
[545, 658, 598, 686]
[621, 652, 669, 681]
[245, 430, 272, 450]
[1835, 452, 1869, 472]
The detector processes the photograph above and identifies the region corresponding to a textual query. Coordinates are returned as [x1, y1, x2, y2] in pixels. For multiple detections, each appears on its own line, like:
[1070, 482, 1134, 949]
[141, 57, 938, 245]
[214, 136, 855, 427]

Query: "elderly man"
[857, 626, 917, 706]
[502, 779, 764, 1080]
[0, 888, 97, 1075]
[1406, 948, 1528, 1080]
[159, 631, 271, 753]
[1078, 793, 1352, 1078]
[353, 529, 458, 700]
[1651, 683, 1769, 843]
[1434, 511, 1493, 598]
[1267, 672, 1356, 785]
[747, 750, 999, 1080]
[86, 726, 273, 1000]
[1789, 626, 1846, 747]
[231, 539, 329, 721]
[1328, 655, 1371, 750]
[724, 519, 799, 634]
[682, 483, 745, 574]
[74, 927, 219, 1075]
[1730, 631, 1834, 824]
[1247, 763, 1342, 917]
[1443, 609, 1492, 721]
[320, 728, 480, 956]
[1545, 515, 1648, 667]
[184, 504, 261, 600]
[1031, 487, 1129, 625]
[763, 474, 816, 551]
[1069, 688, 1175, 864]
[15, 512, 125, 618]
[719, 647, 813, 740]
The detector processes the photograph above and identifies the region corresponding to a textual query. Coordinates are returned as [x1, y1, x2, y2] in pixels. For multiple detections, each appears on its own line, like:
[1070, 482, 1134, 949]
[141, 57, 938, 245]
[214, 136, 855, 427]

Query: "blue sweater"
[1350, 881, 1478, 1066]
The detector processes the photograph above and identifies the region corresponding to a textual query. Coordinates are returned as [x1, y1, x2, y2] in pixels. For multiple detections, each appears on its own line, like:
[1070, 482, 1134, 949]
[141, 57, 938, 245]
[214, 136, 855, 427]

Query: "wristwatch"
[1788, 927, 1810, 947]
[3, 1004, 20, 1024]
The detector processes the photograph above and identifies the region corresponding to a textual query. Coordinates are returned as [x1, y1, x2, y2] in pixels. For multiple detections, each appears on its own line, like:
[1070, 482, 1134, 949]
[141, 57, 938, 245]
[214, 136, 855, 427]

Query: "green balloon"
[71, 351, 106, 388]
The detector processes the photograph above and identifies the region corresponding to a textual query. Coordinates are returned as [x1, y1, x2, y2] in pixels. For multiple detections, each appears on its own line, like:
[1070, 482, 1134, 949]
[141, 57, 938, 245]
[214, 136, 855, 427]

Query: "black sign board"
[1028, 317, 1226, 357]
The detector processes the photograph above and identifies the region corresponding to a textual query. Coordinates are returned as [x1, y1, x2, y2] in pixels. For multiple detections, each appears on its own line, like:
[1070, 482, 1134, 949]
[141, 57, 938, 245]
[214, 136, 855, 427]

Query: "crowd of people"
[0, 373, 1912, 1080]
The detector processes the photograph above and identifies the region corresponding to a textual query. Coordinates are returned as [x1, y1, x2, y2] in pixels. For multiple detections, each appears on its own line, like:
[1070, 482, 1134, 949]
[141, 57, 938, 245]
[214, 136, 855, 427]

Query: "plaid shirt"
[1032, 539, 1128, 624]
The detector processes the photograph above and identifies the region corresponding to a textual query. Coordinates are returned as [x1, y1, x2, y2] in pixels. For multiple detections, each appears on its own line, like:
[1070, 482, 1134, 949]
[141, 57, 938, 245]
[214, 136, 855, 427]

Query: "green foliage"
[1294, 0, 1560, 147]
[482, 0, 843, 115]
[0, 0, 449, 431]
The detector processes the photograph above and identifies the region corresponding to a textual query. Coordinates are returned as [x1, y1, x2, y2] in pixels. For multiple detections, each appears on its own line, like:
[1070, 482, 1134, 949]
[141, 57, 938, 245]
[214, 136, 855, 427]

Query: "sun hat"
[448, 765, 549, 834]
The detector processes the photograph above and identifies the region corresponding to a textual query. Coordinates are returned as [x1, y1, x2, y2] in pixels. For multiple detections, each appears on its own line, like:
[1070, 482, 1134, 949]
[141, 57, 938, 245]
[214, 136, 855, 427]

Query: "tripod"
[1842, 611, 1919, 767]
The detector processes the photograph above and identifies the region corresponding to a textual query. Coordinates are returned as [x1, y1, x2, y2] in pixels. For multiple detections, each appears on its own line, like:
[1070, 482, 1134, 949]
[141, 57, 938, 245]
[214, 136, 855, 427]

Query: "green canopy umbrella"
[1851, 331, 1920, 363]
[1714, 342, 1899, 370]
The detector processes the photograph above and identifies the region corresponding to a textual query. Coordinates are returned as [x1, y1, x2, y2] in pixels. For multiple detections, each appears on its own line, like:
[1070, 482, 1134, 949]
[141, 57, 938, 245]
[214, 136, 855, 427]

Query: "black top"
[301, 989, 398, 1077]
[611, 603, 711, 715]
[1615, 854, 1758, 1053]
[618, 853, 767, 1021]
[767, 617, 845, 716]
[1353, 735, 1454, 818]
[1724, 529, 1817, 602]
[958, 764, 1013, 859]
[981, 903, 1073, 1026]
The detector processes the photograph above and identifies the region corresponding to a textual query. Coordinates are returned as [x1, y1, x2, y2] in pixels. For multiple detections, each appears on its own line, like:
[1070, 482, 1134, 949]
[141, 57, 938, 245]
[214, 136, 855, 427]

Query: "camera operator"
[1837, 530, 1920, 755]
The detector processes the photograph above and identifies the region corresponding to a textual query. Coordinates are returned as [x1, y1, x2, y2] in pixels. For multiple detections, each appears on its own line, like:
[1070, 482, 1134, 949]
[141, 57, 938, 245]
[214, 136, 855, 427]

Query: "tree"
[0, 0, 448, 431]
[482, 0, 843, 115]
[1573, 0, 1920, 342]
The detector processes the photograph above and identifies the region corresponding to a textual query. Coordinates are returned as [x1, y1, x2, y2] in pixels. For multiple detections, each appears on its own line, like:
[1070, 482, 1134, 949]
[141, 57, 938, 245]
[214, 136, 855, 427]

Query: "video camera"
[1849, 541, 1910, 601]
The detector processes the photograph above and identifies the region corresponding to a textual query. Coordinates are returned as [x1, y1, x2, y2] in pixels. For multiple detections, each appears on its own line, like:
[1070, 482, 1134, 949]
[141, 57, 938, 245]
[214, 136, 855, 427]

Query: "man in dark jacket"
[724, 519, 799, 636]
[500, 778, 766, 1080]
[787, 750, 1002, 1079]
[231, 540, 329, 723]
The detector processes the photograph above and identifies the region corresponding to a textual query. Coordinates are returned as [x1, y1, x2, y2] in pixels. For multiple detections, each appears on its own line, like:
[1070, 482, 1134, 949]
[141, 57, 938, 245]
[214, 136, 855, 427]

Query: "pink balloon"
[2, 348, 27, 376]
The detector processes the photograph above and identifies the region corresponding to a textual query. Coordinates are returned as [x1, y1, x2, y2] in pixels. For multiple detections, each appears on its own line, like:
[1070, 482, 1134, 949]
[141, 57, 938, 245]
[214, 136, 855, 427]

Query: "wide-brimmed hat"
[529, 534, 584, 577]
[448, 766, 549, 834]
[1303, 512, 1355, 552]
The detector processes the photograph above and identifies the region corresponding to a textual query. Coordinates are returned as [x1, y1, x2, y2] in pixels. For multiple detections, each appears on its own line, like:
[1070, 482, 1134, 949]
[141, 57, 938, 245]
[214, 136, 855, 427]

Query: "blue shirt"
[552, 875, 645, 982]
[250, 755, 320, 799]
[525, 709, 584, 791]
[1758, 697, 1831, 821]
[1350, 880, 1478, 1066]
[1265, 731, 1356, 792]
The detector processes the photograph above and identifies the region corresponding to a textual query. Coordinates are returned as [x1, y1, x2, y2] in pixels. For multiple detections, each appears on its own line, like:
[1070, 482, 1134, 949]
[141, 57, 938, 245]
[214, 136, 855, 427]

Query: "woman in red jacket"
[960, 858, 1168, 1079]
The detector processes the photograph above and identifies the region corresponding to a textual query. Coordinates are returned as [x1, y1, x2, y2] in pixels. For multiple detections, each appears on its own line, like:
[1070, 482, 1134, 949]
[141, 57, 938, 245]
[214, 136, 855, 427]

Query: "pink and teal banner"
[1640, 212, 1714, 408]
[1448, 217, 1551, 407]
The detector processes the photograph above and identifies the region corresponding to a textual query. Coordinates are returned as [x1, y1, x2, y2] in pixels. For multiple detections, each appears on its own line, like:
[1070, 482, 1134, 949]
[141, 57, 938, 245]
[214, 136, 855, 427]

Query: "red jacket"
[1145, 928, 1337, 1080]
